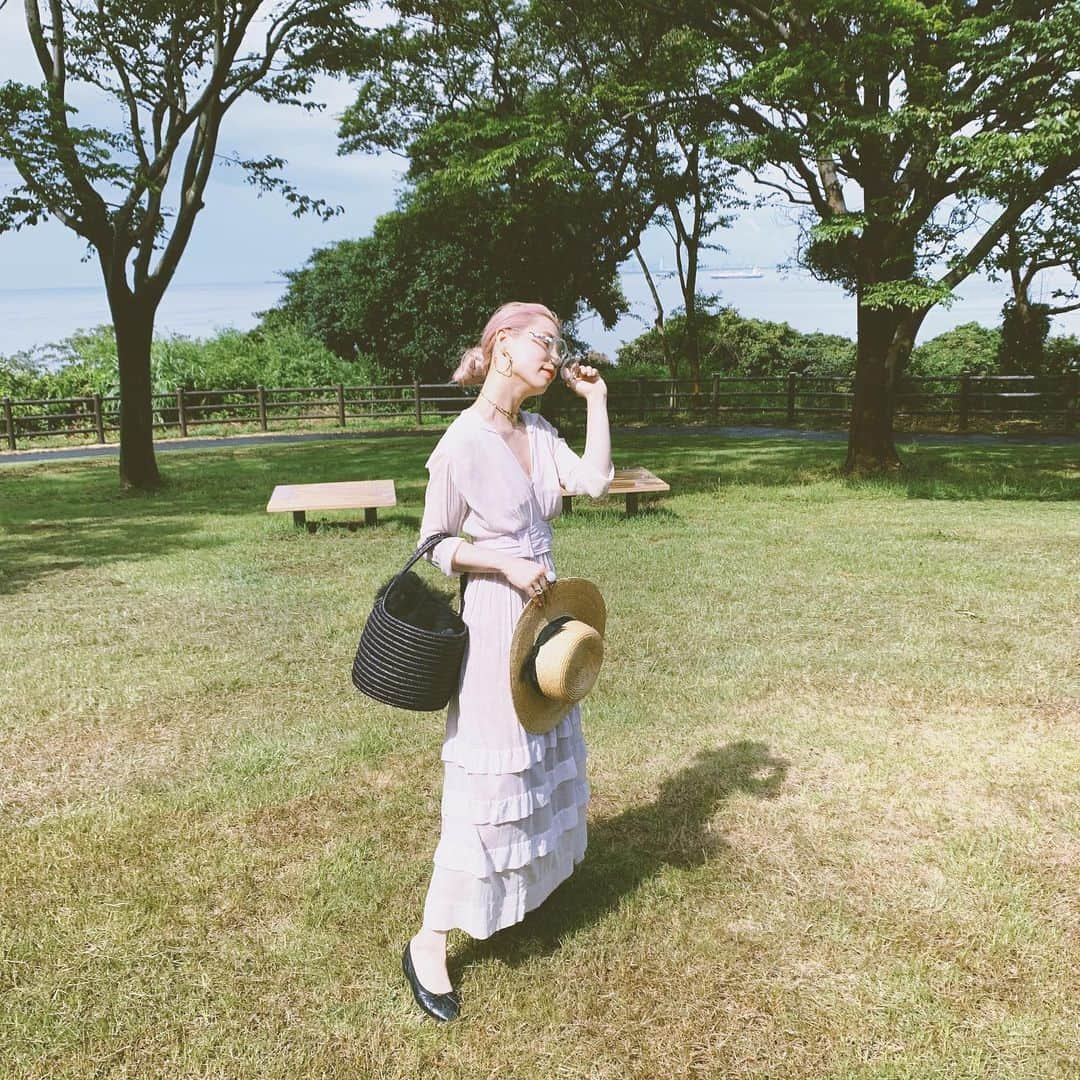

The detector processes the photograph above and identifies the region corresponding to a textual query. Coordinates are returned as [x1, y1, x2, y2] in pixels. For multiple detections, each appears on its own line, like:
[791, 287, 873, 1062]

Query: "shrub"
[907, 322, 1000, 380]
[0, 322, 361, 401]
[1044, 334, 1080, 376]
[615, 306, 855, 379]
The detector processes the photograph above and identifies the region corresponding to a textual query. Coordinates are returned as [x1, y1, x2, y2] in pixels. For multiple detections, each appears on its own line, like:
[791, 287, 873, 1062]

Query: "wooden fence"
[2, 371, 1077, 450]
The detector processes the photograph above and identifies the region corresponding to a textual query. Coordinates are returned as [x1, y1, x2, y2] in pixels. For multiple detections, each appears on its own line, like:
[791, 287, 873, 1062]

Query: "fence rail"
[2, 371, 1077, 450]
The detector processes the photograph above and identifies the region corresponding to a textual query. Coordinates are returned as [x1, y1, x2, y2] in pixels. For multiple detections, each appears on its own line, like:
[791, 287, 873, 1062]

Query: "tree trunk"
[844, 293, 903, 475]
[684, 288, 702, 390]
[682, 239, 703, 393]
[111, 295, 162, 490]
[1000, 295, 1049, 376]
[634, 248, 677, 379]
[659, 318, 676, 383]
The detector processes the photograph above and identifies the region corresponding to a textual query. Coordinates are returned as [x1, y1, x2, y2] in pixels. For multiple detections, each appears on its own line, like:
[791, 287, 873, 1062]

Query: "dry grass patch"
[1, 433, 1077, 1078]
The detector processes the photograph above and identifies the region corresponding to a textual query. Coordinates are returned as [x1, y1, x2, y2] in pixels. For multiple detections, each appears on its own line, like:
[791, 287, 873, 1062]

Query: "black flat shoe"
[402, 942, 460, 1022]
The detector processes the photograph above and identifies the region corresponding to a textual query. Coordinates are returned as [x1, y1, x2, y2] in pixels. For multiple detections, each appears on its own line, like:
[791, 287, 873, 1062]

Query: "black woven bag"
[351, 532, 469, 711]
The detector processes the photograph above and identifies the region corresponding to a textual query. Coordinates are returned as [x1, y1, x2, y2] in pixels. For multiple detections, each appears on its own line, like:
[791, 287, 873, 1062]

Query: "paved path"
[1, 423, 1076, 466]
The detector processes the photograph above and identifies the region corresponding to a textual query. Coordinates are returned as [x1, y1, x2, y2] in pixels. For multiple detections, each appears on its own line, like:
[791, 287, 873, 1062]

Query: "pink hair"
[450, 301, 560, 386]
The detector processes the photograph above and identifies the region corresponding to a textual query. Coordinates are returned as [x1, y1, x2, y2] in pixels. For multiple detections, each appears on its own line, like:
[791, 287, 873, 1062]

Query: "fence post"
[336, 383, 346, 427]
[2, 398, 14, 450]
[92, 393, 105, 443]
[256, 385, 267, 431]
[1064, 370, 1078, 432]
[414, 380, 422, 425]
[786, 371, 798, 424]
[958, 373, 970, 432]
[636, 378, 645, 422]
[176, 387, 188, 437]
[711, 373, 720, 420]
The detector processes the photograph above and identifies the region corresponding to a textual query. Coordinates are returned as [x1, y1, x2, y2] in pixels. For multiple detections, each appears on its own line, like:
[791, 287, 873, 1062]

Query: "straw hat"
[509, 577, 607, 735]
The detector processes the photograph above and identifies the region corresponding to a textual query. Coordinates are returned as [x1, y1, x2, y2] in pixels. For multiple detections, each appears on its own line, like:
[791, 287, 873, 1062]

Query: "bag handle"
[393, 532, 469, 614]
[401, 531, 454, 576]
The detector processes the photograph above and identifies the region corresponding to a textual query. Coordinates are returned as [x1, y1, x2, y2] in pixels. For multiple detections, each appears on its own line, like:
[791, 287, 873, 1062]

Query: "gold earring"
[494, 351, 513, 376]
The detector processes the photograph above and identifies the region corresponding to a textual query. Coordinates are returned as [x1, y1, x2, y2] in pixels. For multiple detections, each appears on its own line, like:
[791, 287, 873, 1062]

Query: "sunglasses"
[523, 329, 570, 367]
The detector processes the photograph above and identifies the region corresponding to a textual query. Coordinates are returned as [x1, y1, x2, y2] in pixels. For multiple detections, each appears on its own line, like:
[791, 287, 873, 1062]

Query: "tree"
[998, 298, 1052, 376]
[540, 13, 742, 390]
[990, 176, 1080, 374]
[334, 2, 680, 349]
[628, 135, 740, 389]
[649, 0, 1080, 472]
[0, 0, 367, 489]
[265, 182, 629, 381]
[341, 3, 1080, 472]
[339, 3, 747, 391]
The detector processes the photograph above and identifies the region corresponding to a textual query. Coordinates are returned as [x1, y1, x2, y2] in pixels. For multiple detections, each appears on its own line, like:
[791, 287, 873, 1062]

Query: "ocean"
[1, 269, 1077, 364]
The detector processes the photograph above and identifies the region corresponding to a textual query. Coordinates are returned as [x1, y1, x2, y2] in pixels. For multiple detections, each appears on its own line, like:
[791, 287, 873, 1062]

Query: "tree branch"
[21, 0, 112, 245]
[95, 3, 150, 174]
[1048, 299, 1080, 315]
[938, 157, 1080, 291]
[720, 99, 831, 218]
[148, 101, 224, 295]
[748, 167, 814, 206]
[23, 0, 55, 82]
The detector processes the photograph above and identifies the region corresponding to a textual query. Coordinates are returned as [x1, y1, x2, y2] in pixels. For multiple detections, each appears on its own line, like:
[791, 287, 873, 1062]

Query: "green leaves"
[861, 278, 956, 312]
[0, 80, 129, 238]
[0, 2, 373, 274]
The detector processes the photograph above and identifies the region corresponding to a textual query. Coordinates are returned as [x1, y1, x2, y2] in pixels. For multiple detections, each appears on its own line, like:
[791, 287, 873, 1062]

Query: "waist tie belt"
[469, 521, 554, 558]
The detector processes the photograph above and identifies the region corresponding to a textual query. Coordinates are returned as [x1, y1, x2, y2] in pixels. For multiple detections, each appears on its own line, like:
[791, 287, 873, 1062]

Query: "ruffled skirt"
[421, 550, 589, 939]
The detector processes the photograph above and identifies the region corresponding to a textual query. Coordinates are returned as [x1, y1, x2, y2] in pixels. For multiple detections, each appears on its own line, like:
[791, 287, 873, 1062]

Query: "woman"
[403, 301, 613, 1021]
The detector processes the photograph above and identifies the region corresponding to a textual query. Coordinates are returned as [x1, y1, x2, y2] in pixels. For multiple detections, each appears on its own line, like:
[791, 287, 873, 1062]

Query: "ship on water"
[626, 258, 768, 280]
[710, 266, 765, 279]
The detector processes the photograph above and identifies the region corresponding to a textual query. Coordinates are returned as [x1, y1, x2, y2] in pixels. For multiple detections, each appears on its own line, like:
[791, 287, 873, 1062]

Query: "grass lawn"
[1, 433, 1077, 1079]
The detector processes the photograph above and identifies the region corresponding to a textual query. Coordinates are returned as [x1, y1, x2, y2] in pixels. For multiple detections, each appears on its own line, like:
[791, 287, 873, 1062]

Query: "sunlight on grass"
[1, 434, 1077, 1077]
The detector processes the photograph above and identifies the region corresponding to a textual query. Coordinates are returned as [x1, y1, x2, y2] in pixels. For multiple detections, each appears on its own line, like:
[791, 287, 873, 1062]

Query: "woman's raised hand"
[502, 557, 555, 607]
[561, 361, 607, 400]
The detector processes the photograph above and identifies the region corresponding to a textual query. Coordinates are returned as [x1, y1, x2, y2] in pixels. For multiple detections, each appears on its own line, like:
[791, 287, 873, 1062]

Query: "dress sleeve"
[546, 418, 615, 498]
[419, 449, 468, 576]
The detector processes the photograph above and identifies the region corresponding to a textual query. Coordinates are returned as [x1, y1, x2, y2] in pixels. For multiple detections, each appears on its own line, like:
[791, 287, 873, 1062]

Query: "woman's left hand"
[562, 361, 607, 401]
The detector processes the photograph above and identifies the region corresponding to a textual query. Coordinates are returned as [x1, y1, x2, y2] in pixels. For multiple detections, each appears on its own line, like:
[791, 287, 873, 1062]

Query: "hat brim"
[509, 577, 607, 735]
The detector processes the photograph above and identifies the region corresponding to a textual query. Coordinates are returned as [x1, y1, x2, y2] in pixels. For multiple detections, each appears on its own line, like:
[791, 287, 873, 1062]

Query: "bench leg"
[563, 495, 574, 515]
[364, 507, 378, 527]
[292, 510, 307, 528]
[626, 493, 639, 517]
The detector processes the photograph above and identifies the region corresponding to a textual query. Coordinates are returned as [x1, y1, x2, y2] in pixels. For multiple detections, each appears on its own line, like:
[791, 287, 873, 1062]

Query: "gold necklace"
[478, 390, 521, 425]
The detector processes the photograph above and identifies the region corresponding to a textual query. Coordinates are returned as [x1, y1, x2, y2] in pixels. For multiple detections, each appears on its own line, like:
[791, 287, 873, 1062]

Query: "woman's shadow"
[452, 739, 788, 972]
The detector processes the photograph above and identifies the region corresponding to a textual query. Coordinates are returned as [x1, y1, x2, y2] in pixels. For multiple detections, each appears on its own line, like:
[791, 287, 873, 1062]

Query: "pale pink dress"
[417, 405, 614, 939]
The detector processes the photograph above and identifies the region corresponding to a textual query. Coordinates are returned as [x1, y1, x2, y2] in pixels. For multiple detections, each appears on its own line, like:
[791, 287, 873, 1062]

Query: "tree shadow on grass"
[4, 430, 1071, 594]
[0, 517, 232, 596]
[451, 739, 788, 974]
[0, 438, 441, 595]
[561, 503, 682, 527]
[693, 438, 1078, 502]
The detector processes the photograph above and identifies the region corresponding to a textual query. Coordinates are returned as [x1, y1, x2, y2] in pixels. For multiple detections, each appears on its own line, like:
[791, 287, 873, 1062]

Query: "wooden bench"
[561, 466, 670, 517]
[266, 480, 397, 531]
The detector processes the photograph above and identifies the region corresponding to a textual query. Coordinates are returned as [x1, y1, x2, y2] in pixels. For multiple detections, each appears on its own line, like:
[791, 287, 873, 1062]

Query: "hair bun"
[451, 344, 487, 386]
